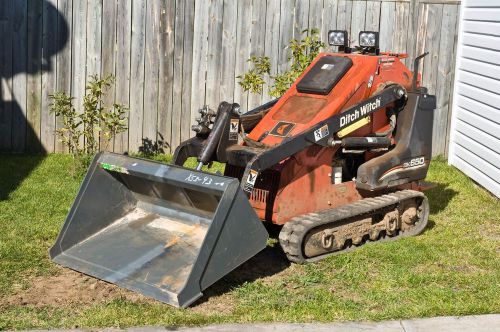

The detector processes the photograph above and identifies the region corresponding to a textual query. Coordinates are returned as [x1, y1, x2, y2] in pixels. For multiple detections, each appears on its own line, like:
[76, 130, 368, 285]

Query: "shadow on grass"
[192, 244, 290, 306]
[0, 155, 46, 201]
[425, 182, 458, 214]
[420, 182, 458, 235]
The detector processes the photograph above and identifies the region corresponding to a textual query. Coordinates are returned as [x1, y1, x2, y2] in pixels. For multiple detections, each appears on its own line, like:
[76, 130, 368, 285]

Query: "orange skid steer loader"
[51, 30, 436, 307]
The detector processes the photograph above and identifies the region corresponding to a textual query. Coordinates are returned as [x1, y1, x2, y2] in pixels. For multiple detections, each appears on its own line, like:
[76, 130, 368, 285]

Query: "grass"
[0, 154, 499, 329]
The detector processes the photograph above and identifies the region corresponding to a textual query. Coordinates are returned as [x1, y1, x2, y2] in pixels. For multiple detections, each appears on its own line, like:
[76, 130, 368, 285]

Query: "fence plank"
[219, 0, 238, 103]
[55, 0, 72, 153]
[322, 0, 338, 48]
[143, 0, 160, 146]
[191, 0, 210, 125]
[415, 3, 428, 67]
[379, 1, 396, 52]
[233, 0, 252, 110]
[206, 0, 224, 109]
[350, 1, 367, 46]
[393, 2, 409, 53]
[444, 4, 460, 157]
[100, 0, 117, 151]
[421, 4, 443, 96]
[336, 0, 353, 36]
[41, 0, 59, 153]
[172, 0, 186, 149]
[71, 0, 87, 149]
[433, 4, 458, 156]
[0, 0, 13, 151]
[86, 0, 102, 150]
[277, 0, 294, 75]
[263, 0, 281, 103]
[158, 0, 175, 152]
[128, 0, 146, 152]
[27, 0, 43, 152]
[309, 0, 323, 33]
[406, 0, 418, 67]
[248, 0, 267, 109]
[365, 1, 381, 31]
[294, 0, 310, 39]
[86, 0, 102, 79]
[180, 0, 195, 143]
[11, 0, 28, 153]
[114, 0, 131, 153]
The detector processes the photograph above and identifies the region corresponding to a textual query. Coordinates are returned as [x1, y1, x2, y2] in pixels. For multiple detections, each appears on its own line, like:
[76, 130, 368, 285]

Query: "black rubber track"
[278, 190, 429, 263]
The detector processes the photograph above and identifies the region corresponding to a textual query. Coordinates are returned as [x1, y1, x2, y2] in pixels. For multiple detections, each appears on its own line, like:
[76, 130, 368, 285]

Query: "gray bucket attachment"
[50, 152, 268, 308]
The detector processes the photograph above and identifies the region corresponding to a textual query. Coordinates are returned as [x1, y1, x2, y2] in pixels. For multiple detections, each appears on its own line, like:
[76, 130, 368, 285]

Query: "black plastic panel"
[296, 56, 353, 95]
[355, 92, 436, 191]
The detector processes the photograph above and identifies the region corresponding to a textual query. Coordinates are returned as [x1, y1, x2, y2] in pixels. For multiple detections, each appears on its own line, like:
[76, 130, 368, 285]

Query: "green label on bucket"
[100, 162, 129, 174]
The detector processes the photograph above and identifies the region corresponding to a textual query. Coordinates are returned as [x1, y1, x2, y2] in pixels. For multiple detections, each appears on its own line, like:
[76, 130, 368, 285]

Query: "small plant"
[236, 56, 271, 94]
[238, 28, 325, 98]
[138, 133, 170, 158]
[50, 74, 128, 175]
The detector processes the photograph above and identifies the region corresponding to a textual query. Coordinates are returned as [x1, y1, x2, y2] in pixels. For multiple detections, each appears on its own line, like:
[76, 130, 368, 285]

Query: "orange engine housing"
[245, 52, 416, 224]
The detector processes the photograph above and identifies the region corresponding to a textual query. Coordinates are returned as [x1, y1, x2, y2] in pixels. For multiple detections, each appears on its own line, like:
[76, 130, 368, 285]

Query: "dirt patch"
[2, 268, 149, 308]
[191, 290, 236, 315]
[3, 245, 292, 312]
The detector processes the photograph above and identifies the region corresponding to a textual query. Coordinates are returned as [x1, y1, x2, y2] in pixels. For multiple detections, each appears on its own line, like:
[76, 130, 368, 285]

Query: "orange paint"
[246, 51, 416, 224]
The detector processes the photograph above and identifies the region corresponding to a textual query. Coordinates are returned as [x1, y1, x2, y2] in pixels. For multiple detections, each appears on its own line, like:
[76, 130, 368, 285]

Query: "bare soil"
[2, 268, 148, 308]
[2, 245, 291, 313]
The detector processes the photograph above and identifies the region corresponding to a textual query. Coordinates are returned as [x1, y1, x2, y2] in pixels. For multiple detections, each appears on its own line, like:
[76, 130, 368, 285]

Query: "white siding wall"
[449, 0, 500, 198]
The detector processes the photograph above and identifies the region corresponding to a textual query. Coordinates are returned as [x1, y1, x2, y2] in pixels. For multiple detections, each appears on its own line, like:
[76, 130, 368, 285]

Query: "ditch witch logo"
[269, 121, 295, 137]
[340, 97, 381, 127]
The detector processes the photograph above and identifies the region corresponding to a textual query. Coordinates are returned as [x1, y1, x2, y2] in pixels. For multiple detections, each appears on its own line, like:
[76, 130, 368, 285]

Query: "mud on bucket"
[50, 152, 268, 308]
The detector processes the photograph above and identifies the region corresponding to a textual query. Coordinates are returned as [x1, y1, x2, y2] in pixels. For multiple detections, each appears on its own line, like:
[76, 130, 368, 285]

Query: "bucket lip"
[100, 151, 231, 179]
[97, 152, 239, 194]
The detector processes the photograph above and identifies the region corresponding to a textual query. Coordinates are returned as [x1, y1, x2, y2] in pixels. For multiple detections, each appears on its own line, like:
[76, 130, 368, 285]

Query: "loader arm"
[172, 99, 280, 167]
[239, 84, 407, 194]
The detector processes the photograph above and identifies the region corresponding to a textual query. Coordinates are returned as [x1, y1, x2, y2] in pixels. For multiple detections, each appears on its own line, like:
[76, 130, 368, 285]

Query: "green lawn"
[0, 154, 498, 329]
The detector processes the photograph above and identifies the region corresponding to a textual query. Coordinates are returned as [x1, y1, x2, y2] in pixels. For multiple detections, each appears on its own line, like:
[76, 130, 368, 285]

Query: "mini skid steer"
[51, 30, 436, 307]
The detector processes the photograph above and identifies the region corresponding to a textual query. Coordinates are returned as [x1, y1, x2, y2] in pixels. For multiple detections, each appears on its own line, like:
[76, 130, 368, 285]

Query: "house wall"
[448, 0, 500, 197]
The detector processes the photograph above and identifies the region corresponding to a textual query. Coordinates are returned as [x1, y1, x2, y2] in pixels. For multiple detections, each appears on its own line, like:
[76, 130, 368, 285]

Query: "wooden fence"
[0, 0, 460, 155]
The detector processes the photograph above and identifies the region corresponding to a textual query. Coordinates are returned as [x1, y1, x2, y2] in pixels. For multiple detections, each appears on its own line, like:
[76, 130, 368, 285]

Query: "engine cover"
[296, 55, 353, 95]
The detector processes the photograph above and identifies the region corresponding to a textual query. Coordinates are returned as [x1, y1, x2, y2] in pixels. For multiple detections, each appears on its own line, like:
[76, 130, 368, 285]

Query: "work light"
[328, 30, 348, 47]
[359, 31, 379, 48]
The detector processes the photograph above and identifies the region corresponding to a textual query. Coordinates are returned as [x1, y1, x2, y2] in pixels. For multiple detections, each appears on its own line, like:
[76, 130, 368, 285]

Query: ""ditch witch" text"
[340, 97, 381, 127]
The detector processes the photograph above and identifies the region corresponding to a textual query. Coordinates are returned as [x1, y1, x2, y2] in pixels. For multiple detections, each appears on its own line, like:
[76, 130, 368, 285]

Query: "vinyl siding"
[449, 0, 500, 197]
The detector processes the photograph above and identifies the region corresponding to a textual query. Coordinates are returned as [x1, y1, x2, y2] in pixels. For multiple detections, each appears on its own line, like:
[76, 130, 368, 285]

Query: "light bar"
[359, 31, 379, 48]
[328, 30, 348, 47]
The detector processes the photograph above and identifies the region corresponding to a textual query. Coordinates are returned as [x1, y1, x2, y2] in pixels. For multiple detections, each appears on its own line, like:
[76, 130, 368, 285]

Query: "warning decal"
[313, 124, 329, 141]
[243, 169, 259, 192]
[229, 119, 239, 140]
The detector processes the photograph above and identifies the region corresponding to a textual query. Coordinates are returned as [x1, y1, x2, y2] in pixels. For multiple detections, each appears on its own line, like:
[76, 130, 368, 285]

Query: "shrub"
[238, 28, 325, 98]
[49, 75, 128, 175]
